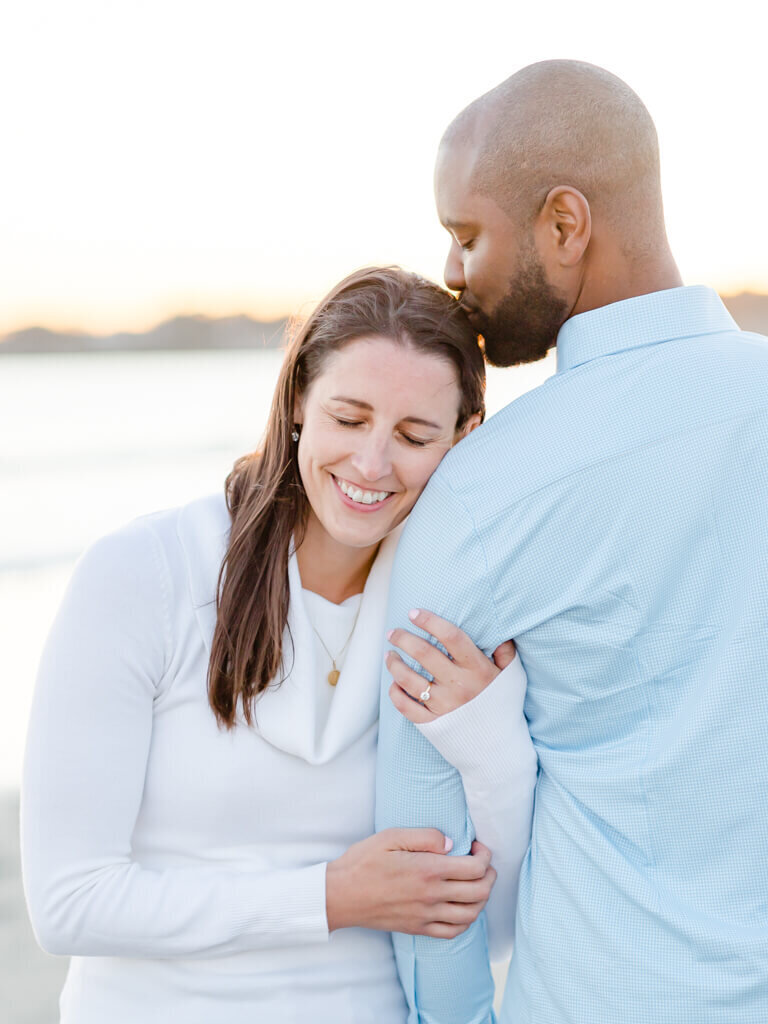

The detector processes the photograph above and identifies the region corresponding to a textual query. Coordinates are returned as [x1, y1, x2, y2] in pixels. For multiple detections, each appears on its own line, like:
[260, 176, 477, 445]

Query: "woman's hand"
[326, 829, 496, 938]
[387, 609, 516, 725]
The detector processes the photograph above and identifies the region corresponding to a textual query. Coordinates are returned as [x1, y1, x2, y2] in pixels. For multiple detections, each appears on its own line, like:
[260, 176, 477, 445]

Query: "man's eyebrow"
[329, 397, 442, 431]
[443, 217, 474, 232]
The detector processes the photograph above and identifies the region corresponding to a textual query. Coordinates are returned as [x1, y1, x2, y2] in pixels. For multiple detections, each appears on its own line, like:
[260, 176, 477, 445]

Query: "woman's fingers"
[387, 612, 503, 722]
[386, 627, 454, 683]
[388, 681, 434, 724]
[383, 827, 453, 854]
[431, 900, 489, 926]
[421, 922, 471, 939]
[326, 829, 494, 933]
[443, 868, 497, 904]
[439, 843, 492, 880]
[386, 652, 448, 712]
[404, 608, 479, 664]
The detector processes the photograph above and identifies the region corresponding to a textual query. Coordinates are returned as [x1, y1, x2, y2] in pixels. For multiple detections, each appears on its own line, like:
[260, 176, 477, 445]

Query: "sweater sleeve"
[415, 656, 537, 962]
[21, 519, 329, 959]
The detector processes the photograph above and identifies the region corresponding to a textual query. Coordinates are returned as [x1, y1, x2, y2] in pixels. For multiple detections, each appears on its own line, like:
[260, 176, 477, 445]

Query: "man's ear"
[535, 186, 591, 268]
[455, 412, 483, 443]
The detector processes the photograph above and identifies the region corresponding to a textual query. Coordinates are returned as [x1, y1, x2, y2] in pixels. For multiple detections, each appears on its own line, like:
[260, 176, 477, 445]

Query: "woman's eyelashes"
[400, 434, 430, 448]
[330, 416, 430, 447]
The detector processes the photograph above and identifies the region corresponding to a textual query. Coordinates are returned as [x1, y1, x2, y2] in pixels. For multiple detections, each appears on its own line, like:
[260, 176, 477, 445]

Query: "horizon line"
[3, 288, 768, 342]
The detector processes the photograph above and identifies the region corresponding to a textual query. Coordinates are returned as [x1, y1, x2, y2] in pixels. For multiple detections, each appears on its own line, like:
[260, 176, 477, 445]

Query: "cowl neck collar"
[177, 493, 401, 763]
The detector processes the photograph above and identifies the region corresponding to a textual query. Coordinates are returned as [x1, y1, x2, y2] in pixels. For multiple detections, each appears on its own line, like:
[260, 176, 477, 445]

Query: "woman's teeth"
[337, 478, 391, 505]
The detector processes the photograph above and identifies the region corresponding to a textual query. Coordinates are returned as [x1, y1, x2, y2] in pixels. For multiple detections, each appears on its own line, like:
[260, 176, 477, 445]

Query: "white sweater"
[21, 494, 535, 1023]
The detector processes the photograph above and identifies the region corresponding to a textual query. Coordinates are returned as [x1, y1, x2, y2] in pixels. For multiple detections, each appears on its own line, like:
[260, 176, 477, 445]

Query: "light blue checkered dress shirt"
[375, 286, 768, 1023]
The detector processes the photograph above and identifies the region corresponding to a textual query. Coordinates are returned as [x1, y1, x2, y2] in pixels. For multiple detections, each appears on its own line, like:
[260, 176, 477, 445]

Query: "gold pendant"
[327, 668, 340, 687]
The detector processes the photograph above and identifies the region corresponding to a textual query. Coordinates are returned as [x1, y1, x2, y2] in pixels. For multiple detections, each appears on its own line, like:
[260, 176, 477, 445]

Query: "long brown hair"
[208, 266, 485, 728]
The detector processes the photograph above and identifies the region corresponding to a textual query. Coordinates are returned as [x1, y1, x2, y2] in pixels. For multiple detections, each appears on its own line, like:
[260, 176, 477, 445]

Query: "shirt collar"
[556, 286, 737, 374]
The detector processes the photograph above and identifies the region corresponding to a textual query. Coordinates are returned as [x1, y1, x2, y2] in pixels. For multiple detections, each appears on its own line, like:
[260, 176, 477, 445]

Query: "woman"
[22, 267, 536, 1023]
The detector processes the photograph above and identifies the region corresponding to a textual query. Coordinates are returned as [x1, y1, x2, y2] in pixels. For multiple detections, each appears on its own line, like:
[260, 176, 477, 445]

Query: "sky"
[1, 0, 766, 336]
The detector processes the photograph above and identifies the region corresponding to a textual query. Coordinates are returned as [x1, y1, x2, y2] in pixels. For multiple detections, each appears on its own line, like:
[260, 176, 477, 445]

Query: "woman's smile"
[331, 474, 396, 511]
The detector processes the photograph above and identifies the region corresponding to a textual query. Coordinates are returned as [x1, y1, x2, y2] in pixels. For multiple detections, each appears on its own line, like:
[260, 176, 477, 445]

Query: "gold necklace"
[309, 597, 363, 686]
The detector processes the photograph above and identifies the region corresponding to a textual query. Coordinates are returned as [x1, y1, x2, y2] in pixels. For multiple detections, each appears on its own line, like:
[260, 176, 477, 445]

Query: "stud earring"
[291, 428, 300, 442]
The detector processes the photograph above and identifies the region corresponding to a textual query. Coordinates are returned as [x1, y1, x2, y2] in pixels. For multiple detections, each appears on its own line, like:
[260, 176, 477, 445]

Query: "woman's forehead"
[311, 336, 460, 417]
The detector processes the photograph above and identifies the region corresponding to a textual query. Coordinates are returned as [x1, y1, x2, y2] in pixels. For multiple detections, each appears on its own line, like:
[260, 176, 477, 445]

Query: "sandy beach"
[1, 792, 67, 1024]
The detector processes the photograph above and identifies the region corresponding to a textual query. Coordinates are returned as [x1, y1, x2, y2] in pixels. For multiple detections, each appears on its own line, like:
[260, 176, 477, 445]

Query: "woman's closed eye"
[400, 433, 429, 448]
[333, 416, 431, 448]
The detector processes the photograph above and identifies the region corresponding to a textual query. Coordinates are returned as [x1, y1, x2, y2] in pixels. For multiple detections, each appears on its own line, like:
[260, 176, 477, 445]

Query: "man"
[376, 60, 768, 1023]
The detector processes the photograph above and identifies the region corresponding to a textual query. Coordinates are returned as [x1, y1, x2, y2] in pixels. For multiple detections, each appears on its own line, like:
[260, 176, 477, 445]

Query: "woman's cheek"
[410, 448, 449, 496]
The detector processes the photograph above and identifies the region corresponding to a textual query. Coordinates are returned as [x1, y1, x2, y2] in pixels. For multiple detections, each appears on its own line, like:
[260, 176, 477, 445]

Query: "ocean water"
[1, 349, 284, 790]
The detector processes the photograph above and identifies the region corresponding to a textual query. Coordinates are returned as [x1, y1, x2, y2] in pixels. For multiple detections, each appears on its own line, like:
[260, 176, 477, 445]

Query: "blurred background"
[2, 1, 767, 1020]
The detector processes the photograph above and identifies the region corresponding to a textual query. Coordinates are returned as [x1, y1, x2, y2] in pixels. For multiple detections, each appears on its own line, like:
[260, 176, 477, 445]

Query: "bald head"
[442, 60, 665, 254]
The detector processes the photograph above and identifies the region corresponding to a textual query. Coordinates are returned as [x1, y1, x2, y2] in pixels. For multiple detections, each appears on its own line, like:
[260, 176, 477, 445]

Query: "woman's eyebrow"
[401, 416, 442, 430]
[329, 395, 373, 409]
[329, 396, 441, 431]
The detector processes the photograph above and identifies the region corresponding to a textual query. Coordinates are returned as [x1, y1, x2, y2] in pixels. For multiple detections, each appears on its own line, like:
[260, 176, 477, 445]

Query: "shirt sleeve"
[415, 655, 537, 962]
[375, 476, 508, 1024]
[21, 520, 329, 959]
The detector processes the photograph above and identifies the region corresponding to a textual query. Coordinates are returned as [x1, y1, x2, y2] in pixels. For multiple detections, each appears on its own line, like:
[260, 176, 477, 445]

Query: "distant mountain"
[721, 293, 768, 335]
[0, 314, 288, 354]
[2, 293, 766, 355]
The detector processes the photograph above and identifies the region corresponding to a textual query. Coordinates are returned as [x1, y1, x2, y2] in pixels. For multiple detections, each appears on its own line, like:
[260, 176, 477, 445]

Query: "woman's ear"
[455, 412, 483, 443]
[293, 396, 304, 426]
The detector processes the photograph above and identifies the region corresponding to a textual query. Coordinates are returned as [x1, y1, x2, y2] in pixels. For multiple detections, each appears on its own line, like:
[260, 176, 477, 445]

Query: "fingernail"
[408, 609, 420, 622]
[443, 836, 453, 852]
[386, 629, 393, 640]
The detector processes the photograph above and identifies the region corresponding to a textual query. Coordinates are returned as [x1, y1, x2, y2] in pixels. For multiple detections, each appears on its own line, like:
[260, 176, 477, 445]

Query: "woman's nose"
[349, 435, 392, 482]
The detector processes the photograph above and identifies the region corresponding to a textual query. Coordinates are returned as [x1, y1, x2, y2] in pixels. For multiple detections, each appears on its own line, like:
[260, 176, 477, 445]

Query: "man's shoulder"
[433, 371, 571, 508]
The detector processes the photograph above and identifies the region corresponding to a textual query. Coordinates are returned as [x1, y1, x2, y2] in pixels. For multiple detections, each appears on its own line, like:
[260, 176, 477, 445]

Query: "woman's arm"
[21, 518, 495, 959]
[21, 520, 332, 957]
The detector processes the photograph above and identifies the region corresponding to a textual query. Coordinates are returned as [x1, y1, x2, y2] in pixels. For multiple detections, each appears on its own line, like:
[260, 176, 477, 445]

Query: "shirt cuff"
[415, 656, 536, 785]
[230, 861, 330, 947]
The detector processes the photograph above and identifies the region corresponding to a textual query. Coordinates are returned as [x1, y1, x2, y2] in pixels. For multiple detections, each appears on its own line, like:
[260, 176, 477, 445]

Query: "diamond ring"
[420, 686, 431, 703]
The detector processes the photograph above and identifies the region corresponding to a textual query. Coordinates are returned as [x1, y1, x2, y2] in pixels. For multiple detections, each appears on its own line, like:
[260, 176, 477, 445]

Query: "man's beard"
[470, 247, 570, 368]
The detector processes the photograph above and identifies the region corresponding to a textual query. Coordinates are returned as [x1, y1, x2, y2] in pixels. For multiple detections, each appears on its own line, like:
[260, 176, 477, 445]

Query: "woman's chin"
[328, 521, 392, 551]
[326, 507, 410, 551]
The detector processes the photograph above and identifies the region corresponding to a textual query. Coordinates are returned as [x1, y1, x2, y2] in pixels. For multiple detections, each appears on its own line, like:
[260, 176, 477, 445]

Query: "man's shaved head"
[443, 59, 665, 253]
[435, 60, 679, 367]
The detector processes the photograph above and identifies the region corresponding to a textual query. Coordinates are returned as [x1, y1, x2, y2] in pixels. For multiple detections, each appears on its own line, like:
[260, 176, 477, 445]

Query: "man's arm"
[413, 654, 537, 963]
[375, 476, 500, 1024]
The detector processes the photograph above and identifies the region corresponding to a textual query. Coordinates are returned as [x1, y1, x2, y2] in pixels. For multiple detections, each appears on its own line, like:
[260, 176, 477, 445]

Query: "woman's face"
[295, 335, 480, 554]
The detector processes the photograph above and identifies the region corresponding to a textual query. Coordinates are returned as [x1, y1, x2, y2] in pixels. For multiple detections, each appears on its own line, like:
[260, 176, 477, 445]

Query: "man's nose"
[350, 434, 393, 482]
[443, 239, 466, 294]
